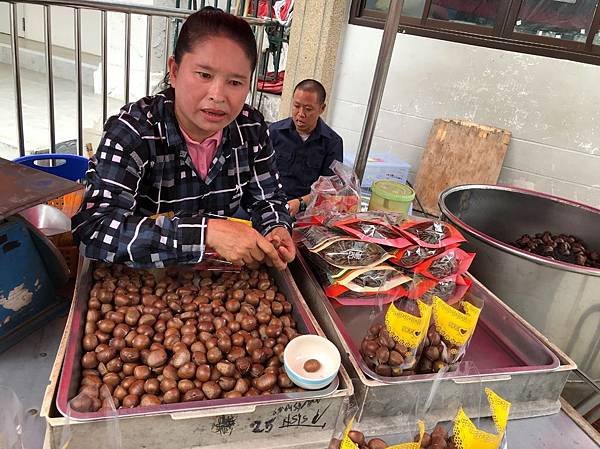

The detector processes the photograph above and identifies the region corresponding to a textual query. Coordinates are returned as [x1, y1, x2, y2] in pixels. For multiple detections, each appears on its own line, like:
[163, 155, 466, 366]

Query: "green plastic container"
[368, 180, 415, 214]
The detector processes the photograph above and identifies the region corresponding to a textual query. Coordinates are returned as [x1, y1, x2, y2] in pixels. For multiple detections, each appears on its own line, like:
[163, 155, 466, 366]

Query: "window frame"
[350, 0, 600, 65]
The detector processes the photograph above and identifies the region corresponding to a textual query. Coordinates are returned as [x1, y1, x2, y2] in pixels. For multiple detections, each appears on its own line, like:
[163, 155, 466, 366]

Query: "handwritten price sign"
[251, 400, 331, 434]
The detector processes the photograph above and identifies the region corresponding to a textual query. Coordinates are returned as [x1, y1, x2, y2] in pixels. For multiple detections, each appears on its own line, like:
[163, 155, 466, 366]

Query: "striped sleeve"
[72, 112, 209, 268]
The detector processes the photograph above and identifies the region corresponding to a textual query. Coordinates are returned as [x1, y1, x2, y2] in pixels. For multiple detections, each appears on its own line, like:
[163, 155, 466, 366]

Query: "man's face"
[169, 36, 252, 141]
[291, 89, 325, 135]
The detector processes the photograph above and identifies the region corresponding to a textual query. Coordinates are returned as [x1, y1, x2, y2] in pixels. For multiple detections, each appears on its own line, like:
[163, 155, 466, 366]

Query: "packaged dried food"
[398, 219, 465, 249]
[328, 393, 424, 449]
[413, 248, 475, 281]
[323, 265, 411, 306]
[293, 225, 352, 252]
[331, 417, 425, 449]
[359, 297, 432, 377]
[337, 265, 411, 291]
[417, 296, 483, 374]
[301, 246, 348, 280]
[330, 212, 412, 249]
[324, 286, 408, 306]
[389, 245, 445, 269]
[408, 274, 471, 304]
[318, 240, 392, 269]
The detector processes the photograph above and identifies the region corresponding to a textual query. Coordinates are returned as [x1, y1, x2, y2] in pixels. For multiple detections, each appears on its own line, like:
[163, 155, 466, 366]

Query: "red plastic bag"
[413, 248, 475, 281]
[408, 273, 472, 304]
[398, 219, 466, 249]
[329, 212, 412, 249]
[324, 285, 408, 306]
[323, 265, 411, 306]
[293, 225, 353, 252]
[389, 245, 446, 269]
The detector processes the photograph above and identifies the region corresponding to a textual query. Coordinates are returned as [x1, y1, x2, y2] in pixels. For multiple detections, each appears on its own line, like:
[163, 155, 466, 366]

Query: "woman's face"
[169, 36, 252, 141]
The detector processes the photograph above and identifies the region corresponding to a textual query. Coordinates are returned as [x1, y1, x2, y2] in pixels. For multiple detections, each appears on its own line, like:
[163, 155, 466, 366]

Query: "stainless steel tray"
[290, 252, 576, 427]
[42, 258, 353, 449]
[330, 270, 560, 383]
[56, 258, 341, 420]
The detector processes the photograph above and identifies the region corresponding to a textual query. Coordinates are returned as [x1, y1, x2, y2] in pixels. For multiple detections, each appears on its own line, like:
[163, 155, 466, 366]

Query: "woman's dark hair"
[174, 7, 257, 72]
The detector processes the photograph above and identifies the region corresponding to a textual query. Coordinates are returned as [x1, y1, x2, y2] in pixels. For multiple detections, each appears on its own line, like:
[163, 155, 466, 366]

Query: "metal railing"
[2, 0, 270, 156]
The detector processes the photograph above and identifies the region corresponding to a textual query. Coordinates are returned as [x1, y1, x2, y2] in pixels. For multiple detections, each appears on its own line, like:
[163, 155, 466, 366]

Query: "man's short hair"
[293, 79, 326, 105]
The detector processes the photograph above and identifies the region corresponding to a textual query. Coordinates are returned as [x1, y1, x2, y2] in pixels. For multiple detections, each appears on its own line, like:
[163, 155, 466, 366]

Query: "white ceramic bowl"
[283, 335, 341, 390]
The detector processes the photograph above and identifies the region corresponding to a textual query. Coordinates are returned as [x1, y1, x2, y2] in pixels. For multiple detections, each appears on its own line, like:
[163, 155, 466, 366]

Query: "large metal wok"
[439, 184, 600, 380]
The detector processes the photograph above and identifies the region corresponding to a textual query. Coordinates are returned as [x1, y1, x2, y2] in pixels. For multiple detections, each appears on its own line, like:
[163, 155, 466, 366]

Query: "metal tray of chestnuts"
[56, 259, 340, 420]
[291, 252, 576, 424]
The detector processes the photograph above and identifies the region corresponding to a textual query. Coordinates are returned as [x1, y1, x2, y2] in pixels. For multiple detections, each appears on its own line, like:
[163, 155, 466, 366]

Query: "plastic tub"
[368, 180, 415, 214]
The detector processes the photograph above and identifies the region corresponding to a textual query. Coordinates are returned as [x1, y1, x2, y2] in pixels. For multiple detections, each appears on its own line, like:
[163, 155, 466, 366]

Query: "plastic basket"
[48, 233, 78, 279]
[46, 189, 85, 218]
[58, 245, 79, 279]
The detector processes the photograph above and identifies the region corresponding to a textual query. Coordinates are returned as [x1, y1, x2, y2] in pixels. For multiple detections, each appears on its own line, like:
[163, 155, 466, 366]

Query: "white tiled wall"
[330, 25, 600, 207]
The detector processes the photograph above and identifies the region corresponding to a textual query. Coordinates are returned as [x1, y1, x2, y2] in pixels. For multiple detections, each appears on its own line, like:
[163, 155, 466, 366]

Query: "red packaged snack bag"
[324, 285, 408, 306]
[329, 212, 412, 249]
[413, 248, 475, 281]
[316, 240, 393, 269]
[408, 273, 471, 304]
[398, 219, 466, 249]
[389, 245, 446, 269]
[323, 265, 411, 306]
[293, 225, 353, 252]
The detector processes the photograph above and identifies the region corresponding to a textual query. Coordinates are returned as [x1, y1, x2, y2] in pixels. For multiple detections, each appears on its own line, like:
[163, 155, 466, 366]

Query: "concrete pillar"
[278, 0, 351, 120]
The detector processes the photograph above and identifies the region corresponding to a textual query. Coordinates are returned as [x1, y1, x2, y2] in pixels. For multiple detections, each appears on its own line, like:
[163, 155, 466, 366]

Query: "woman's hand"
[266, 226, 296, 265]
[287, 198, 300, 217]
[206, 219, 287, 270]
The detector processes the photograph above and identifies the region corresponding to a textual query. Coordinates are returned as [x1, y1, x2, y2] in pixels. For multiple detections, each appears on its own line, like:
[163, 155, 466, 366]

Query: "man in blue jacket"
[269, 79, 343, 217]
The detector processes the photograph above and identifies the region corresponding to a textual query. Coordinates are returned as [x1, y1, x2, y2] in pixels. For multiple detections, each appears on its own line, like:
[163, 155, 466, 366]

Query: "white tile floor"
[0, 62, 123, 160]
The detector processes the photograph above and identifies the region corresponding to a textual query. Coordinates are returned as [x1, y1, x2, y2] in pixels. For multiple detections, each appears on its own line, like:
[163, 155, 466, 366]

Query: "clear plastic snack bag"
[324, 265, 411, 306]
[416, 295, 483, 374]
[294, 225, 353, 252]
[449, 387, 510, 449]
[296, 161, 361, 226]
[317, 240, 392, 270]
[408, 274, 471, 305]
[59, 385, 122, 449]
[420, 370, 511, 449]
[416, 361, 482, 449]
[0, 386, 25, 449]
[359, 293, 432, 379]
[329, 396, 426, 449]
[389, 245, 445, 270]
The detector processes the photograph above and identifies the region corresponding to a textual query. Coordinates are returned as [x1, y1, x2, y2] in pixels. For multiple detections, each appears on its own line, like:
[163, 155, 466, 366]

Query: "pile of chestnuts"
[72, 264, 303, 412]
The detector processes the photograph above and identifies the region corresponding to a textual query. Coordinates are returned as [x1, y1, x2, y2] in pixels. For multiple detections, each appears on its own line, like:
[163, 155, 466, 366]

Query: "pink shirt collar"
[179, 126, 223, 180]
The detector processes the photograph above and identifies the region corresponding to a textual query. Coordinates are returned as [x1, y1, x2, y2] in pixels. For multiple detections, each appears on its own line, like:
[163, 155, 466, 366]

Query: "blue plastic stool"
[13, 153, 89, 181]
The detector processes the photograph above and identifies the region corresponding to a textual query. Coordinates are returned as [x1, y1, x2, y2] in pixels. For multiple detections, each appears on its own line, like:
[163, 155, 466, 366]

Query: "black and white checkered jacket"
[72, 88, 291, 268]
